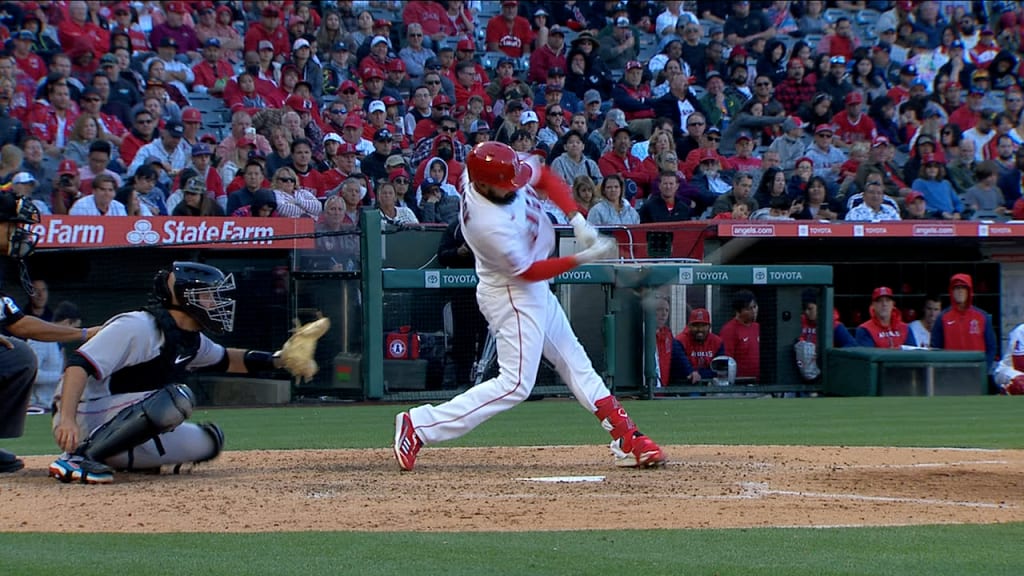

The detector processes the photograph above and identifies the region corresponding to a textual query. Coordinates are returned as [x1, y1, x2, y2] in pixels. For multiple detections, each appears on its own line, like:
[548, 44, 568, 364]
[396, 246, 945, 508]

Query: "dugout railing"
[327, 210, 836, 402]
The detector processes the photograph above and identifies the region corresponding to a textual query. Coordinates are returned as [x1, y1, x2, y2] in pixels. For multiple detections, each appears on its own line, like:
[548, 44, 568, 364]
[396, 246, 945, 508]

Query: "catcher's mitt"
[275, 317, 331, 383]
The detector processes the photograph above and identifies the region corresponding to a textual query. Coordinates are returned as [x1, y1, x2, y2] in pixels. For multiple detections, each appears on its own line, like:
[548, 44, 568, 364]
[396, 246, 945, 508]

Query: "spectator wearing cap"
[697, 71, 743, 129]
[870, 41, 903, 88]
[194, 3, 243, 62]
[886, 63, 919, 107]
[817, 17, 861, 62]
[804, 123, 848, 185]
[360, 66, 402, 113]
[145, 38, 194, 98]
[936, 39, 974, 89]
[126, 120, 190, 179]
[360, 128, 397, 184]
[149, 1, 201, 60]
[612, 60, 656, 129]
[192, 39, 235, 95]
[245, 5, 291, 60]
[417, 176, 460, 226]
[817, 57, 855, 116]
[49, 158, 82, 215]
[831, 91, 877, 147]
[169, 174, 225, 217]
[288, 38, 323, 100]
[358, 34, 394, 80]
[900, 189, 932, 219]
[723, 1, 775, 49]
[486, 1, 535, 59]
[362, 99, 400, 146]
[106, 3, 148, 53]
[188, 142, 225, 208]
[57, 1, 110, 65]
[98, 50, 142, 114]
[769, 116, 810, 170]
[453, 37, 489, 84]
[529, 23, 568, 85]
[398, 23, 436, 83]
[655, 1, 699, 39]
[25, 80, 78, 155]
[566, 33, 615, 100]
[675, 307, 726, 382]
[597, 16, 640, 71]
[414, 135, 465, 191]
[775, 58, 817, 116]
[854, 136, 910, 197]
[598, 126, 649, 197]
[384, 60, 413, 102]
[11, 31, 47, 83]
[731, 131, 762, 172]
[323, 43, 357, 96]
[911, 153, 964, 219]
[854, 287, 915, 348]
[968, 28, 1000, 70]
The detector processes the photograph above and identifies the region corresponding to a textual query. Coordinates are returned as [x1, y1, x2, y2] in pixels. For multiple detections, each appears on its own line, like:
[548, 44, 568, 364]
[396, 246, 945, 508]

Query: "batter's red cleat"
[611, 432, 667, 468]
[393, 412, 422, 471]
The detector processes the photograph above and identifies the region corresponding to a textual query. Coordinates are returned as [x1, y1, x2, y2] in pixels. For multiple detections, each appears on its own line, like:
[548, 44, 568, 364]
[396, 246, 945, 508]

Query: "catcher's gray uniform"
[52, 310, 225, 469]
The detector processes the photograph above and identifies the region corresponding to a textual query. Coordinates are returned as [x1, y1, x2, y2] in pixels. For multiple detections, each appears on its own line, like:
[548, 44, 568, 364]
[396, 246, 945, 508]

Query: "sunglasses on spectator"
[393, 177, 409, 184]
[330, 108, 347, 114]
[440, 126, 458, 132]
[688, 121, 705, 126]
[756, 81, 772, 87]
[278, 177, 296, 183]
[706, 136, 721, 142]
[426, 80, 441, 85]
[83, 97, 101, 103]
[1009, 98, 1023, 103]
[409, 33, 423, 37]
[342, 89, 357, 94]
[136, 118, 153, 124]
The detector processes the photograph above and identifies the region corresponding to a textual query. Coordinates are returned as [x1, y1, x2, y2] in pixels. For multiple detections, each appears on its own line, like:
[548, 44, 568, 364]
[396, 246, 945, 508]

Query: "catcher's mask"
[0, 194, 41, 260]
[710, 356, 737, 387]
[153, 262, 236, 334]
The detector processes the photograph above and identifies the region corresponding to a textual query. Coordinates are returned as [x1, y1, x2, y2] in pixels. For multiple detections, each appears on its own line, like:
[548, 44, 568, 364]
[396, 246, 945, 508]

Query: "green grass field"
[2, 397, 1022, 575]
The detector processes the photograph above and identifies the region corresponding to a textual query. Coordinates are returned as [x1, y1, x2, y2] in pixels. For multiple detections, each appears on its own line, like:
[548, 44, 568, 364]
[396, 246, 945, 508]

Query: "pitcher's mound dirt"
[3, 445, 1022, 533]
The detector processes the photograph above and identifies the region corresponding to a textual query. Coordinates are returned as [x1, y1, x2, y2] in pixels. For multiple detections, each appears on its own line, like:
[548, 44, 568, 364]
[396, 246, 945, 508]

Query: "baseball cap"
[698, 148, 718, 163]
[796, 156, 814, 168]
[625, 60, 643, 71]
[374, 128, 393, 141]
[248, 148, 267, 161]
[501, 0, 518, 5]
[13, 30, 35, 42]
[845, 91, 863, 105]
[386, 155, 407, 168]
[545, 83, 563, 94]
[951, 275, 971, 288]
[339, 79, 359, 93]
[368, 100, 386, 114]
[361, 66, 385, 80]
[422, 177, 442, 190]
[950, 39, 965, 49]
[204, 37, 221, 48]
[921, 152, 942, 164]
[374, 18, 392, 29]
[830, 55, 846, 65]
[972, 69, 990, 80]
[293, 38, 311, 51]
[433, 94, 452, 108]
[706, 126, 722, 135]
[871, 287, 895, 301]
[371, 35, 390, 47]
[158, 37, 178, 48]
[424, 57, 442, 70]
[387, 59, 405, 73]
[12, 172, 36, 185]
[548, 66, 566, 77]
[616, 17, 630, 27]
[735, 131, 753, 142]
[286, 94, 314, 112]
[382, 96, 400, 108]
[520, 110, 539, 125]
[181, 107, 201, 123]
[191, 143, 212, 156]
[261, 6, 280, 17]
[258, 40, 274, 51]
[100, 53, 118, 67]
[688, 308, 711, 324]
[871, 136, 891, 148]
[333, 41, 349, 53]
[505, 99, 525, 112]
[323, 132, 343, 145]
[388, 168, 408, 181]
[814, 123, 834, 135]
[184, 177, 206, 195]
[343, 115, 363, 129]
[166, 1, 186, 14]
[584, 90, 601, 105]
[905, 190, 925, 204]
[922, 106, 942, 119]
[337, 142, 359, 156]
[470, 119, 490, 133]
[549, 25, 565, 36]
[900, 63, 918, 75]
[58, 159, 78, 175]
[457, 38, 474, 52]
[164, 120, 185, 137]
[706, 70, 723, 81]
[607, 109, 628, 128]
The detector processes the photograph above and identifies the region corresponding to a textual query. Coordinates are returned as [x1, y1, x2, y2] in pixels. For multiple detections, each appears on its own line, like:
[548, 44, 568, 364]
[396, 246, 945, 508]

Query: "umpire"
[0, 194, 98, 474]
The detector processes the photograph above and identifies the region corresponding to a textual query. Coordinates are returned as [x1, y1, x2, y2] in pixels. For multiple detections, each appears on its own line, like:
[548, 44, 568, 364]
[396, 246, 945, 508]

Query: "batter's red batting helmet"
[466, 141, 532, 190]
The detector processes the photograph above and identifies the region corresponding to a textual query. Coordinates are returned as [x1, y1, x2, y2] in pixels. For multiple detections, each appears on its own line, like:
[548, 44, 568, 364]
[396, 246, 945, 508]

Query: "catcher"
[50, 261, 328, 484]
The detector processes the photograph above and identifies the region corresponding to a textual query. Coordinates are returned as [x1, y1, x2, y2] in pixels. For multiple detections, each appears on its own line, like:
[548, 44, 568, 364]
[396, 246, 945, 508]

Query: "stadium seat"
[823, 8, 850, 23]
[856, 9, 881, 25]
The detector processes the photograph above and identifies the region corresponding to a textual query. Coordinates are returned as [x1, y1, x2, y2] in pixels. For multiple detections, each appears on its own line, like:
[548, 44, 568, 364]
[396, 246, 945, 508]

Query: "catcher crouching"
[49, 261, 327, 484]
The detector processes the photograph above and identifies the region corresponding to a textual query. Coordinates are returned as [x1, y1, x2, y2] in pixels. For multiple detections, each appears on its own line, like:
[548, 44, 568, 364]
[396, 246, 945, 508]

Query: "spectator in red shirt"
[832, 91, 877, 146]
[453, 61, 491, 111]
[26, 80, 78, 155]
[719, 290, 761, 381]
[149, 1, 201, 61]
[109, 2, 151, 53]
[245, 5, 290, 61]
[816, 17, 860, 61]
[528, 24, 567, 84]
[486, 0, 535, 58]
[78, 87, 126, 147]
[598, 127, 649, 197]
[402, 0, 456, 47]
[676, 308, 726, 382]
[57, 1, 109, 64]
[120, 109, 158, 167]
[191, 38, 234, 95]
[11, 31, 46, 83]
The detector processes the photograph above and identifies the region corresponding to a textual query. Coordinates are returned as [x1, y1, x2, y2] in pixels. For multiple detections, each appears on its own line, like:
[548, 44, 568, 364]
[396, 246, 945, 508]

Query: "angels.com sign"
[31, 217, 316, 249]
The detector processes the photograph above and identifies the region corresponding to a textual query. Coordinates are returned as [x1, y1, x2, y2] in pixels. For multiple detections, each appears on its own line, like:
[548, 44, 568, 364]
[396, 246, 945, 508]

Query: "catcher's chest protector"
[107, 307, 201, 395]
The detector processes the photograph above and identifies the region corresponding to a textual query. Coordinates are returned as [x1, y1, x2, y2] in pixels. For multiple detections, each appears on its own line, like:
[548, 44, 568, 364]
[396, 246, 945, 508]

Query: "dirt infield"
[3, 445, 1023, 533]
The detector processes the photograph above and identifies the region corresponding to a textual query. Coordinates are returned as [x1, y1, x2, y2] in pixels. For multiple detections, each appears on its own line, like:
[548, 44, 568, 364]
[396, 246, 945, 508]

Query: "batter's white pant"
[410, 281, 610, 444]
[52, 391, 217, 469]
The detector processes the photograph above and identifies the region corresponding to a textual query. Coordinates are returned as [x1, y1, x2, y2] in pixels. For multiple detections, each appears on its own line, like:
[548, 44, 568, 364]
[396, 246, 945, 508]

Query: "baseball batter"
[50, 261, 324, 484]
[394, 141, 666, 471]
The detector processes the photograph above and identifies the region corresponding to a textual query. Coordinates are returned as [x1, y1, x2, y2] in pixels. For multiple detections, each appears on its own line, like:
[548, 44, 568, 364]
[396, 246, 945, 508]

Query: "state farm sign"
[32, 216, 315, 250]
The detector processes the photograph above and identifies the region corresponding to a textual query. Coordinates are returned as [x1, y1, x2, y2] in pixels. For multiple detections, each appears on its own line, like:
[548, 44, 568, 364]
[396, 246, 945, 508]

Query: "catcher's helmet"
[0, 194, 41, 259]
[466, 141, 532, 190]
[153, 262, 236, 333]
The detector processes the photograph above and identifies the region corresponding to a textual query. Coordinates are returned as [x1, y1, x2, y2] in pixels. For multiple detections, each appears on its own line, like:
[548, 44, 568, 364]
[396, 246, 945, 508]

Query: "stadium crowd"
[2, 0, 1024, 223]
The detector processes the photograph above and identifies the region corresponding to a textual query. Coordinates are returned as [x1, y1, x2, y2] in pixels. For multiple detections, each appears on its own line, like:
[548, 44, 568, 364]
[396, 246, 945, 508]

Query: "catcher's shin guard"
[78, 384, 195, 463]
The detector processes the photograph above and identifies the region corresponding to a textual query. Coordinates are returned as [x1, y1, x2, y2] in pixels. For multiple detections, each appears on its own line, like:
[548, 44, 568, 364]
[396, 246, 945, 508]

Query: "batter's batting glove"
[574, 236, 618, 265]
[570, 213, 600, 249]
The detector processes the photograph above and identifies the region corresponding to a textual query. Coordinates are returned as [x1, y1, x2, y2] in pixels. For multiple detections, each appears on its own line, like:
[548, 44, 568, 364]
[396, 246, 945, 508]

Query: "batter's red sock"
[594, 395, 638, 452]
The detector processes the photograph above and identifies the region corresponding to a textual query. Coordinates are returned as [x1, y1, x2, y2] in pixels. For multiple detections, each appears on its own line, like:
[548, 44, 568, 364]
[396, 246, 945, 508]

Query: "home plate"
[518, 476, 606, 483]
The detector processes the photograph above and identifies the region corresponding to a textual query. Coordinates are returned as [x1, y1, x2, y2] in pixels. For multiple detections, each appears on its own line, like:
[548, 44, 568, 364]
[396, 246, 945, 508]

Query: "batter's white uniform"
[407, 166, 612, 444]
[994, 324, 1024, 389]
